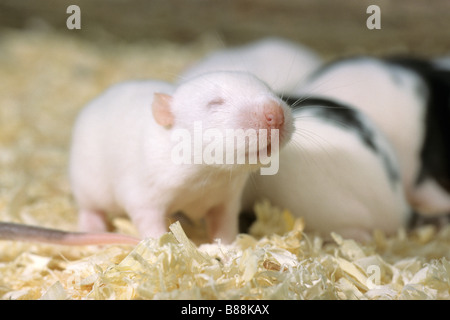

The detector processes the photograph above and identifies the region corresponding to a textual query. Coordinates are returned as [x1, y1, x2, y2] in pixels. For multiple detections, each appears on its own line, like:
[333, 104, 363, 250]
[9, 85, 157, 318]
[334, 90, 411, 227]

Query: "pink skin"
[263, 101, 286, 147]
[0, 222, 140, 246]
[264, 101, 285, 129]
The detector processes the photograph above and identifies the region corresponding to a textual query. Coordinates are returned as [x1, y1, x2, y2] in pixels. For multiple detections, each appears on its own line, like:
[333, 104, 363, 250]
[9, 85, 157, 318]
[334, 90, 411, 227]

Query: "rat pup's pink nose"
[263, 101, 285, 130]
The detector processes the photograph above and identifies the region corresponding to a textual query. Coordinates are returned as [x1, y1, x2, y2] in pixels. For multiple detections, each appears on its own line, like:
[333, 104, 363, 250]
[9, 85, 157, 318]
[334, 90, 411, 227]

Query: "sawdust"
[1, 30, 450, 300]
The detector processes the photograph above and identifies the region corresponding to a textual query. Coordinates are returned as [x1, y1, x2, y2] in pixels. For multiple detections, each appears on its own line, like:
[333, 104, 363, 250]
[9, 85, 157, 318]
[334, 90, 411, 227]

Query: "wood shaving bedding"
[1, 30, 449, 300]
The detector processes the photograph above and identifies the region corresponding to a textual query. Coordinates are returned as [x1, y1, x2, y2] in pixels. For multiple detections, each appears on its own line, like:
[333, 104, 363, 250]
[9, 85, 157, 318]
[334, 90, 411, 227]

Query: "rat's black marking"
[283, 97, 376, 152]
[386, 57, 450, 194]
[281, 96, 400, 184]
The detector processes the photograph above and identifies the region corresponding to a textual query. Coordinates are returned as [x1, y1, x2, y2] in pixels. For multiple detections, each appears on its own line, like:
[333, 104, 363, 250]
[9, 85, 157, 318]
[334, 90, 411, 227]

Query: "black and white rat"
[243, 96, 411, 241]
[293, 56, 450, 217]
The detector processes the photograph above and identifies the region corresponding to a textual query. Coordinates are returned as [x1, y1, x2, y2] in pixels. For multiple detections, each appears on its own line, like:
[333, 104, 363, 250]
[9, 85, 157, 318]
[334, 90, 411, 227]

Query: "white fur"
[69, 72, 292, 243]
[243, 107, 410, 240]
[179, 37, 322, 93]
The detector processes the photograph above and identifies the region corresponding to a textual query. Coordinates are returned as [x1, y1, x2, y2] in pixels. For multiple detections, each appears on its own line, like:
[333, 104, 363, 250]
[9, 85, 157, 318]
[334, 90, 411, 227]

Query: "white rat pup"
[179, 37, 322, 93]
[69, 71, 293, 244]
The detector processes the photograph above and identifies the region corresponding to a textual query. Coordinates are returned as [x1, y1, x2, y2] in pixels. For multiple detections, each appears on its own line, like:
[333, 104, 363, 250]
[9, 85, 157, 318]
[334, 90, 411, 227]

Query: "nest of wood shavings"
[1, 30, 450, 300]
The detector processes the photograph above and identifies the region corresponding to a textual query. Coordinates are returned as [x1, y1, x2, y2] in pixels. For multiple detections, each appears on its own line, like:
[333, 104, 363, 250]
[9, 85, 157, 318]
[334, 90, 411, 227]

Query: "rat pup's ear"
[152, 93, 174, 127]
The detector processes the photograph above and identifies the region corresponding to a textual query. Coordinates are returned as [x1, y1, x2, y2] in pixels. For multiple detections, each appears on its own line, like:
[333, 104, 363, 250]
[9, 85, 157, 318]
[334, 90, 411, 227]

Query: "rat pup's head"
[152, 71, 293, 172]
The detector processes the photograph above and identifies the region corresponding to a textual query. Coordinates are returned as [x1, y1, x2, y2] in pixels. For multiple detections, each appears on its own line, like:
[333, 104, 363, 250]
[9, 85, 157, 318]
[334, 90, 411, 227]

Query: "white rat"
[293, 57, 450, 217]
[179, 37, 322, 93]
[0, 72, 292, 246]
[68, 71, 293, 244]
[243, 97, 411, 241]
